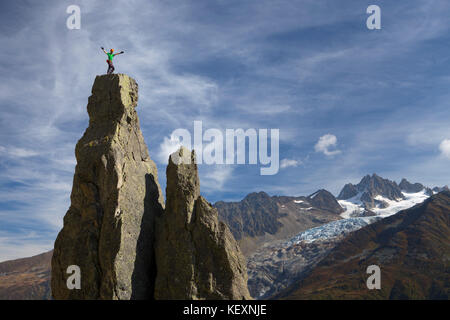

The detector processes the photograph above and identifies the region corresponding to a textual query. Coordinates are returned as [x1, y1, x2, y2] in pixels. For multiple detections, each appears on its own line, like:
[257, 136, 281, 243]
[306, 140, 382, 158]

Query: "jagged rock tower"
[154, 147, 251, 299]
[52, 74, 250, 300]
[51, 74, 164, 299]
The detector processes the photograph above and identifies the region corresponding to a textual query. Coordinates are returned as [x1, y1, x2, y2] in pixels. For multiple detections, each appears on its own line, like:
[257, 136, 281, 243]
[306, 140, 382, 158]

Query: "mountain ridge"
[1, 170, 448, 300]
[0, 250, 52, 300]
[215, 188, 343, 255]
[275, 191, 450, 299]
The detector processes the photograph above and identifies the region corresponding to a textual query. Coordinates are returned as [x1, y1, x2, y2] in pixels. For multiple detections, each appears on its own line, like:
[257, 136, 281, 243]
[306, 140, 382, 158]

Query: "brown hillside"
[0, 250, 52, 300]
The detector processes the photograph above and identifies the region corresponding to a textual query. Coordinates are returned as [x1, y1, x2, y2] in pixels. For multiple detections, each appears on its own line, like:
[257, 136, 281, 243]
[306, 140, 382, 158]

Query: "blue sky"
[1, 0, 450, 261]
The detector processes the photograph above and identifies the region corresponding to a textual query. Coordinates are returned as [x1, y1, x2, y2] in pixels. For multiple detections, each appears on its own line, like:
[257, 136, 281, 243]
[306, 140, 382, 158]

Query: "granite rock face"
[52, 74, 250, 300]
[154, 147, 251, 300]
[51, 74, 164, 300]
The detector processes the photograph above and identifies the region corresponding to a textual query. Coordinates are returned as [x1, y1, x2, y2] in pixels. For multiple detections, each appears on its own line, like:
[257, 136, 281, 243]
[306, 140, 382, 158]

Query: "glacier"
[338, 190, 429, 219]
[286, 216, 381, 245]
[287, 190, 429, 246]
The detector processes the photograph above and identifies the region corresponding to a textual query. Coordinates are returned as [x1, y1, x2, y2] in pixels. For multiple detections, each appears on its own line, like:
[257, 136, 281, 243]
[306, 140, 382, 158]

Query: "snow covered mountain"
[275, 191, 450, 300]
[337, 175, 442, 218]
[286, 175, 448, 249]
[247, 174, 448, 299]
[338, 190, 430, 218]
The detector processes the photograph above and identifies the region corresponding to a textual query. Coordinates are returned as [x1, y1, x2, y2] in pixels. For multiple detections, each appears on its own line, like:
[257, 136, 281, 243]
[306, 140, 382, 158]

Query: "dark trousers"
[107, 61, 115, 75]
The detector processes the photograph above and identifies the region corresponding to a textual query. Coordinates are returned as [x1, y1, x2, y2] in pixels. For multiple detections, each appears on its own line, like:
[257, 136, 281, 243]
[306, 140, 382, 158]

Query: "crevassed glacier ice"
[286, 216, 382, 245]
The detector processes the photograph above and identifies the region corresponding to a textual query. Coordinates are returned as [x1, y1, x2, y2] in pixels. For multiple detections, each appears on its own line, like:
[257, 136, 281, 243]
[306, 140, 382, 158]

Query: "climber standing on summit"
[101, 47, 124, 75]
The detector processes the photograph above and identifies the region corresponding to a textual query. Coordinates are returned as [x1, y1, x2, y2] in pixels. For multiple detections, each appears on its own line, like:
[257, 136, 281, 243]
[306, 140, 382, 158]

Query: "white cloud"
[157, 134, 185, 164]
[280, 158, 300, 169]
[439, 139, 450, 159]
[201, 165, 234, 191]
[315, 134, 341, 156]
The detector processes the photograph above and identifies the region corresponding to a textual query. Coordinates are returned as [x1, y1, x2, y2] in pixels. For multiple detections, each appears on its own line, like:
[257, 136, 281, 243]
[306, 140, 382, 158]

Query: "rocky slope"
[247, 176, 448, 299]
[0, 251, 52, 300]
[216, 190, 343, 255]
[154, 147, 251, 299]
[275, 191, 450, 300]
[5, 184, 446, 300]
[247, 217, 381, 299]
[215, 192, 283, 241]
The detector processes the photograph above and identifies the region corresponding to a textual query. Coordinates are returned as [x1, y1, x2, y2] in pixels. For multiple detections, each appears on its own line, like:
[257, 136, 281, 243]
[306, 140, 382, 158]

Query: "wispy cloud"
[280, 158, 300, 169]
[0, 146, 39, 158]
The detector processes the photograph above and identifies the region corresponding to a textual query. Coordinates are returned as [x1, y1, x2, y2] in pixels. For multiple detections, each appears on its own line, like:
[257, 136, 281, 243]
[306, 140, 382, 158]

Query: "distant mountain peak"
[308, 189, 329, 197]
[307, 189, 344, 214]
[338, 173, 404, 205]
[433, 186, 450, 193]
[337, 174, 444, 219]
[337, 183, 358, 200]
[243, 191, 271, 202]
[398, 178, 432, 194]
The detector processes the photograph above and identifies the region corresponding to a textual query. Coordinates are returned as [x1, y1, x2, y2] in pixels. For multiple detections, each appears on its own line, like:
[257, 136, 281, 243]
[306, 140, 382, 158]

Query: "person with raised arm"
[101, 47, 124, 75]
